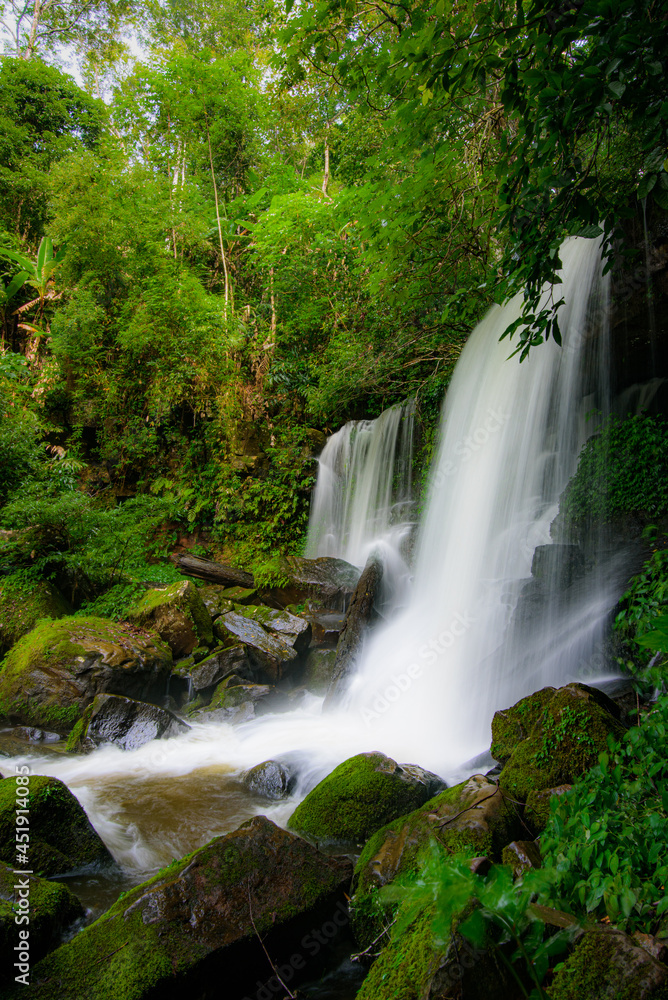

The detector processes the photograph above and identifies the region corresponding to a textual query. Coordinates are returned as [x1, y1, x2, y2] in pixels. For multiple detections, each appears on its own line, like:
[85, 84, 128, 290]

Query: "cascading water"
[2, 236, 628, 880]
[305, 400, 416, 612]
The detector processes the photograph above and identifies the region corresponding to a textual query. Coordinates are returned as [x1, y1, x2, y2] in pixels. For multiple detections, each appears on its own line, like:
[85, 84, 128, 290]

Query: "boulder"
[324, 556, 383, 707]
[13, 727, 60, 744]
[531, 544, 585, 590]
[0, 578, 72, 657]
[550, 926, 668, 999]
[501, 840, 542, 877]
[187, 645, 250, 692]
[351, 774, 523, 948]
[525, 784, 572, 832]
[306, 611, 346, 646]
[0, 617, 173, 733]
[23, 816, 352, 1000]
[232, 605, 312, 654]
[127, 581, 213, 657]
[498, 683, 625, 802]
[302, 648, 337, 695]
[0, 775, 113, 876]
[0, 863, 84, 980]
[214, 612, 298, 683]
[259, 556, 360, 611]
[191, 675, 279, 723]
[65, 694, 190, 752]
[242, 760, 296, 800]
[490, 686, 557, 763]
[287, 751, 439, 847]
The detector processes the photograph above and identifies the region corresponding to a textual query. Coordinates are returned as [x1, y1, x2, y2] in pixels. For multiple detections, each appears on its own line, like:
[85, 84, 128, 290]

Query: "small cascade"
[306, 399, 416, 611]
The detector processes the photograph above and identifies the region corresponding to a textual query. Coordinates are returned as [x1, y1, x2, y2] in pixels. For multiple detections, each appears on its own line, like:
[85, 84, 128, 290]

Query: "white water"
[3, 237, 625, 876]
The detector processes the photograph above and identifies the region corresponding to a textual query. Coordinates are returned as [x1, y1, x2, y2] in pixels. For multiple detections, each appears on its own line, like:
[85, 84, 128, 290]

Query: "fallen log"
[170, 553, 255, 589]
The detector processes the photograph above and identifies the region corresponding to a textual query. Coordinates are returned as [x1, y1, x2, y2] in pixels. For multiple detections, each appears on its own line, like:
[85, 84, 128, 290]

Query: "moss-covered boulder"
[65, 693, 189, 752]
[0, 862, 84, 980]
[127, 581, 213, 657]
[490, 686, 556, 762]
[0, 617, 173, 733]
[524, 783, 572, 832]
[302, 647, 337, 694]
[0, 775, 112, 876]
[550, 927, 668, 999]
[0, 579, 72, 657]
[499, 684, 625, 802]
[259, 555, 360, 611]
[351, 774, 523, 948]
[20, 815, 352, 1000]
[232, 604, 312, 654]
[214, 611, 299, 683]
[501, 840, 542, 878]
[177, 644, 250, 693]
[287, 752, 439, 847]
[355, 906, 518, 1000]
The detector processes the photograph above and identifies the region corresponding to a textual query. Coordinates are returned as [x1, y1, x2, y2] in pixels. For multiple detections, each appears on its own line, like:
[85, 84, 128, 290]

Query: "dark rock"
[302, 648, 337, 694]
[501, 840, 542, 877]
[324, 556, 383, 707]
[127, 580, 213, 657]
[243, 760, 296, 800]
[306, 611, 346, 645]
[0, 775, 113, 876]
[232, 605, 312, 654]
[0, 863, 84, 979]
[398, 763, 448, 799]
[550, 925, 668, 999]
[66, 694, 190, 752]
[259, 556, 360, 611]
[214, 612, 298, 683]
[25, 816, 353, 1000]
[0, 617, 173, 734]
[197, 584, 237, 619]
[14, 727, 60, 743]
[188, 645, 250, 691]
[530, 544, 585, 590]
[287, 751, 440, 847]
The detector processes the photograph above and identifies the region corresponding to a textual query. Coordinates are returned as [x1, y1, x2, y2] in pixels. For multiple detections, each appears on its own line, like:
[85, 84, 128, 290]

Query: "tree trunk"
[322, 140, 330, 197]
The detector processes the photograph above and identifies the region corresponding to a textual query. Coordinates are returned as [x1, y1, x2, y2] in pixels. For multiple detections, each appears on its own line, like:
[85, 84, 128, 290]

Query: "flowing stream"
[2, 236, 629, 895]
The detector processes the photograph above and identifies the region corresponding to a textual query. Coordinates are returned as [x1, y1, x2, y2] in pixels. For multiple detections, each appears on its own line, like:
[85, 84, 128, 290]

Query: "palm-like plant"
[0, 236, 66, 327]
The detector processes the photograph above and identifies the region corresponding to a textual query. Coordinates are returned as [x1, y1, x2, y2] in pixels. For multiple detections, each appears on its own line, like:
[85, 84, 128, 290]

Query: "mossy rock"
[302, 648, 337, 694]
[498, 684, 625, 802]
[231, 604, 311, 653]
[351, 774, 523, 948]
[355, 904, 517, 1000]
[0, 616, 173, 733]
[127, 581, 213, 657]
[65, 693, 189, 752]
[20, 815, 352, 1000]
[214, 611, 298, 683]
[0, 862, 84, 979]
[287, 752, 436, 846]
[0, 578, 72, 657]
[550, 927, 668, 999]
[524, 784, 572, 833]
[490, 686, 556, 762]
[0, 775, 112, 876]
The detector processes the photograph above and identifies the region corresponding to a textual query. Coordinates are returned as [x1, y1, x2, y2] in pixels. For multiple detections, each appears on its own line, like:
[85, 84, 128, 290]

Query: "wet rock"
[525, 783, 572, 832]
[0, 578, 72, 657]
[13, 727, 60, 744]
[399, 763, 448, 799]
[499, 683, 625, 802]
[66, 694, 190, 752]
[243, 760, 296, 800]
[0, 617, 173, 733]
[214, 611, 298, 683]
[324, 556, 383, 707]
[233, 605, 312, 654]
[302, 648, 337, 694]
[188, 644, 250, 691]
[550, 925, 668, 999]
[127, 580, 213, 657]
[501, 840, 542, 877]
[0, 775, 113, 876]
[0, 863, 84, 980]
[287, 751, 438, 847]
[306, 611, 346, 646]
[531, 544, 585, 590]
[25, 816, 352, 1000]
[351, 774, 523, 948]
[259, 556, 360, 611]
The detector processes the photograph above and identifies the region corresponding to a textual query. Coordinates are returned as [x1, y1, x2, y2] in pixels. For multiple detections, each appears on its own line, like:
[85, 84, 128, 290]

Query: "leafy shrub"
[613, 530, 668, 671]
[560, 414, 668, 525]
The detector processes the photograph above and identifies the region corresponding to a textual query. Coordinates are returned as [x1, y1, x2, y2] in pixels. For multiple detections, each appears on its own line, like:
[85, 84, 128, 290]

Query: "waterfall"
[3, 237, 628, 875]
[306, 399, 416, 610]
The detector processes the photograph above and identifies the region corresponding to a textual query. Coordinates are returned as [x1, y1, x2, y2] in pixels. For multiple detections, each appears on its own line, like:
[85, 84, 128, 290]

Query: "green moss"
[64, 704, 94, 752]
[499, 685, 625, 802]
[0, 577, 72, 656]
[356, 906, 441, 1000]
[0, 775, 111, 876]
[287, 752, 433, 845]
[128, 581, 213, 647]
[549, 931, 668, 1000]
[490, 686, 556, 762]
